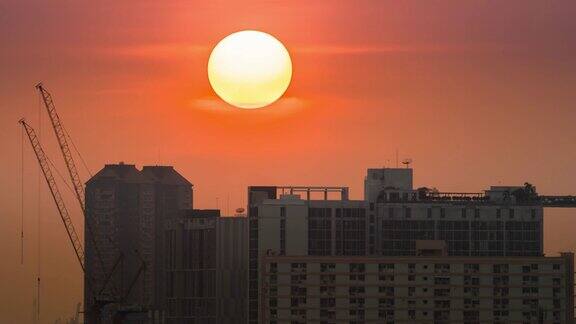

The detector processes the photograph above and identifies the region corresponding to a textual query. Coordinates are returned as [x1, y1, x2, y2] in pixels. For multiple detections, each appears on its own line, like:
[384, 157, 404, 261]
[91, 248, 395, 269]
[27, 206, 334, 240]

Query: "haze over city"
[1, 1, 576, 323]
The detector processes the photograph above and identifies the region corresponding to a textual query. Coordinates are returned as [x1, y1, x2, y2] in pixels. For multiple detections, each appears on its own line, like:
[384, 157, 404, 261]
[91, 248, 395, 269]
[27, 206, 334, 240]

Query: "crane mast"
[19, 119, 85, 271]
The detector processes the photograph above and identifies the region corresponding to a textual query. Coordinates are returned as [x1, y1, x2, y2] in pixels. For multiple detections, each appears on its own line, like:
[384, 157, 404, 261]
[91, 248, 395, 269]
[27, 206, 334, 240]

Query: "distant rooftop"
[86, 163, 192, 187]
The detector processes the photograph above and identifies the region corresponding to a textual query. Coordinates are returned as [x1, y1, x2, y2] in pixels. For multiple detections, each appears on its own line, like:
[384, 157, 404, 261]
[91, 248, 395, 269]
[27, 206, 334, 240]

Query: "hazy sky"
[1, 0, 576, 322]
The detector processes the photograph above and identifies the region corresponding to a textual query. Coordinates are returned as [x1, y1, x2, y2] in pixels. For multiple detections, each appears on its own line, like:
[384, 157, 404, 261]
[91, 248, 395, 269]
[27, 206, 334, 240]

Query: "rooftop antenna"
[395, 149, 399, 168]
[402, 158, 413, 169]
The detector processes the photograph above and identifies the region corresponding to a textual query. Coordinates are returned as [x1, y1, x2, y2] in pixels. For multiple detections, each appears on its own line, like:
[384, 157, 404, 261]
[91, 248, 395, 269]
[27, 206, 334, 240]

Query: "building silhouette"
[84, 163, 192, 322]
[84, 164, 574, 323]
[164, 209, 247, 323]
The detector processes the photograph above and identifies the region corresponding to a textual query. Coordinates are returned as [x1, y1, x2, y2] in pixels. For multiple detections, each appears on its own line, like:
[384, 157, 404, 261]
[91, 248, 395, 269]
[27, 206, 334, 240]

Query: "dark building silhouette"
[84, 163, 192, 322]
[140, 166, 194, 312]
[164, 209, 247, 323]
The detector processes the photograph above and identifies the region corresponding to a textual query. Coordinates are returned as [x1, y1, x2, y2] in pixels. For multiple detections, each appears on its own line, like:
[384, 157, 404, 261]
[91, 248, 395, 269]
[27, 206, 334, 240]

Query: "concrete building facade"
[247, 168, 570, 323]
[364, 168, 543, 257]
[260, 253, 574, 323]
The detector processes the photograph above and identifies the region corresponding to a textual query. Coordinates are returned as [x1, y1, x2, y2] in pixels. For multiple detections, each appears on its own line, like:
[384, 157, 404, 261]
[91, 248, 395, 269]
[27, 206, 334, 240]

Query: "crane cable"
[36, 90, 41, 322]
[46, 155, 75, 195]
[64, 128, 93, 178]
[20, 122, 24, 265]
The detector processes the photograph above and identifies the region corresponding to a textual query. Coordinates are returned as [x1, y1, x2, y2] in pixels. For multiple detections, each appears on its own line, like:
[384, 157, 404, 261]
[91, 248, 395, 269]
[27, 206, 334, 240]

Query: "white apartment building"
[260, 253, 574, 323]
[247, 168, 573, 324]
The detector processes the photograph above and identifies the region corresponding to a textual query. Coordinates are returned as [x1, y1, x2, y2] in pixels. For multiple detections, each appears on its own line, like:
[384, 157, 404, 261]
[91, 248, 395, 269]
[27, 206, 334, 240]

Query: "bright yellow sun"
[208, 30, 292, 109]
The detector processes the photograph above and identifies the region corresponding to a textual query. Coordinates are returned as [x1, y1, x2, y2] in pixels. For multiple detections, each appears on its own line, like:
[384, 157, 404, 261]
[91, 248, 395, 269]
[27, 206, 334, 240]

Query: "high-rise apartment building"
[247, 168, 572, 323]
[364, 168, 543, 257]
[260, 253, 574, 323]
[84, 163, 192, 322]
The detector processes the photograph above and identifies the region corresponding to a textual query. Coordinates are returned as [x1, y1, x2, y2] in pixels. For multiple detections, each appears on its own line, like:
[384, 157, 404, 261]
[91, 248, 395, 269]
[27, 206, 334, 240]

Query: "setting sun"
[208, 30, 292, 109]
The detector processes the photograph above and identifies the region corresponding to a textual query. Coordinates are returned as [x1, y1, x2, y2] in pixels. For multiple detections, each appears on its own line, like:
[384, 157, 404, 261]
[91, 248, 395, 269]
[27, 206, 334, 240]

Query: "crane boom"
[20, 118, 117, 323]
[19, 119, 85, 271]
[36, 83, 86, 210]
[36, 83, 111, 285]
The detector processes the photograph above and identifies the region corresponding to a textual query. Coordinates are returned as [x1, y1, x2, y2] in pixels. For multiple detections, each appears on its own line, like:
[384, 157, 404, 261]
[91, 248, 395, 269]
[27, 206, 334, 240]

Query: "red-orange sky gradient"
[1, 0, 576, 322]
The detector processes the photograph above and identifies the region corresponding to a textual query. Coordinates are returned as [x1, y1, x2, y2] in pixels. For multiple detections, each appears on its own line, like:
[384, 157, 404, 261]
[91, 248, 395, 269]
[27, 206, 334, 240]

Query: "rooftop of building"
[86, 162, 148, 184]
[251, 167, 576, 207]
[141, 165, 192, 186]
[86, 162, 193, 186]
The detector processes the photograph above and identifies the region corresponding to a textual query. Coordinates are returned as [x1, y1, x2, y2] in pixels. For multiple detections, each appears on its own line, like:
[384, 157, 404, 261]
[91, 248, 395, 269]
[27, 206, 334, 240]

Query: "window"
[464, 263, 479, 273]
[320, 263, 335, 272]
[280, 219, 286, 255]
[320, 298, 335, 308]
[308, 208, 332, 255]
[280, 208, 287, 255]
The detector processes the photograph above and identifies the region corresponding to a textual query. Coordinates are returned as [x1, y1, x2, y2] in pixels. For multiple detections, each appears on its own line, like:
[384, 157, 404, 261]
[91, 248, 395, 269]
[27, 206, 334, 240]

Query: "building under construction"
[84, 163, 192, 322]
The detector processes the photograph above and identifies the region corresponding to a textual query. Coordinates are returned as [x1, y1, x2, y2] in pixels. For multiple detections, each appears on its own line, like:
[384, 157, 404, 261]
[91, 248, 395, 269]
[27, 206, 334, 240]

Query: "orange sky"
[1, 0, 576, 322]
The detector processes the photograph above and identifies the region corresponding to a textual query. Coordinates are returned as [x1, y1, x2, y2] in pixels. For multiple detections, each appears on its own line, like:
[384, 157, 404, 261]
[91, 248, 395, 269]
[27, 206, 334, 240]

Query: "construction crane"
[20, 119, 86, 269]
[36, 83, 87, 213]
[36, 83, 111, 286]
[31, 84, 148, 322]
[20, 119, 115, 323]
